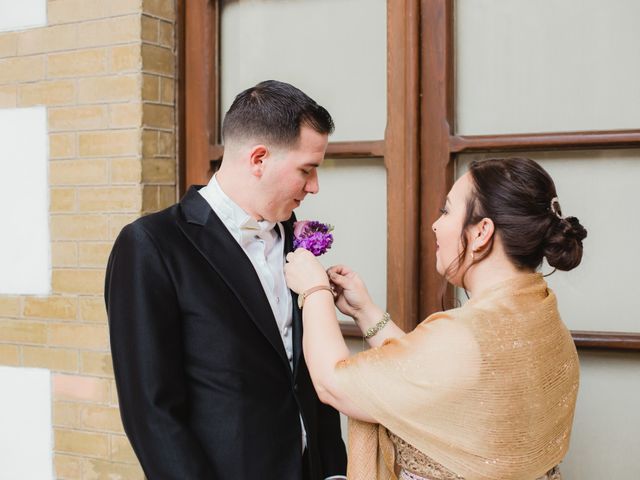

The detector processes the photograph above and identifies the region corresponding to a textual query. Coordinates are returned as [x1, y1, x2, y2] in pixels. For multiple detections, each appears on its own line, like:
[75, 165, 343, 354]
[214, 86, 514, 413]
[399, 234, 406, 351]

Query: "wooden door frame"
[178, 0, 220, 194]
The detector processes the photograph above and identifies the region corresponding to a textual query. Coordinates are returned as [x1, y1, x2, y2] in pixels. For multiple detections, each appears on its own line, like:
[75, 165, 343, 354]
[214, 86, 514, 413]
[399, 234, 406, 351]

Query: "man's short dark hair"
[222, 80, 335, 147]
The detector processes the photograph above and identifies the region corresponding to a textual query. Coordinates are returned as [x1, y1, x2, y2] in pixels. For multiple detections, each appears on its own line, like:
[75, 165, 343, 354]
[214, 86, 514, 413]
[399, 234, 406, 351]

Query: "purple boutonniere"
[293, 220, 334, 256]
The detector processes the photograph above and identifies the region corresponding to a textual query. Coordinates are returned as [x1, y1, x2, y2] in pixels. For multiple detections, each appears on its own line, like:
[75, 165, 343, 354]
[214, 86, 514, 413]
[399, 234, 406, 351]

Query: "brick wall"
[0, 1, 177, 478]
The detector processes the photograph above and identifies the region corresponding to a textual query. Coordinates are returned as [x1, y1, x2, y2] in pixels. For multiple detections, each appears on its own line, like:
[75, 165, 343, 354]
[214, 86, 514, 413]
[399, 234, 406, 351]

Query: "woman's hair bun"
[543, 216, 588, 271]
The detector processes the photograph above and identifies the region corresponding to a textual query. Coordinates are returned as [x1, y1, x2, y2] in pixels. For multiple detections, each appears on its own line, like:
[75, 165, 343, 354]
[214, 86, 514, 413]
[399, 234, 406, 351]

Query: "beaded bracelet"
[363, 312, 391, 339]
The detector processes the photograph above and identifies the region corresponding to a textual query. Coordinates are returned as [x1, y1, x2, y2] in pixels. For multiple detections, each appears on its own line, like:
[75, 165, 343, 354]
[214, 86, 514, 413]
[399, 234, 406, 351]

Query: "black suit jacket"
[105, 186, 346, 480]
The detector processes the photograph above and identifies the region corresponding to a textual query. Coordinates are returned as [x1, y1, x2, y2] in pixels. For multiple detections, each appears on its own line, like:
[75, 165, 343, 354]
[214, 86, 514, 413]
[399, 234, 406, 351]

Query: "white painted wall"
[0, 0, 47, 32]
[220, 0, 387, 142]
[0, 366, 53, 480]
[0, 107, 51, 295]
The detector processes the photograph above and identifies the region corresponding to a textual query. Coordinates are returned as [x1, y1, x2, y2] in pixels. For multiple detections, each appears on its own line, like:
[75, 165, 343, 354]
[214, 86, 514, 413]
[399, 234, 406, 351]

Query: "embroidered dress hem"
[398, 466, 562, 480]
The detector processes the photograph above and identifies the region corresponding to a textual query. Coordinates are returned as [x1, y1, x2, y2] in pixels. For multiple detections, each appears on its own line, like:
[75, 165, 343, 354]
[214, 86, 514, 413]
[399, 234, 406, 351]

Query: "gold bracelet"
[363, 312, 391, 339]
[297, 285, 332, 309]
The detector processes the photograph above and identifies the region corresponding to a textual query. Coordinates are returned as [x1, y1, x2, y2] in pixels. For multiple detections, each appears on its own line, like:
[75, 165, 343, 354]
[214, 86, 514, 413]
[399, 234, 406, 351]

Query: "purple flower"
[293, 220, 334, 256]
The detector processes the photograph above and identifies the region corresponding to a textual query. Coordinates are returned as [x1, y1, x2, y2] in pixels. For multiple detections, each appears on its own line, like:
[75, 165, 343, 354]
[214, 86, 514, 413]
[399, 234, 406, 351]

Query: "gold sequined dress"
[335, 273, 579, 480]
[389, 431, 562, 480]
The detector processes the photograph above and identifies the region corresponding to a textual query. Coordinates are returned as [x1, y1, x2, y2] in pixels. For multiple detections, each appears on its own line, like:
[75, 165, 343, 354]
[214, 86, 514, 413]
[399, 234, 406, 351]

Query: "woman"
[285, 157, 587, 480]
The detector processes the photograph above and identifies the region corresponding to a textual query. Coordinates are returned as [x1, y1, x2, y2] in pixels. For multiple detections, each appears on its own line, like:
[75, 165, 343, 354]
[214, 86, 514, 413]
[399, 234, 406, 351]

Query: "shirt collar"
[203, 174, 276, 235]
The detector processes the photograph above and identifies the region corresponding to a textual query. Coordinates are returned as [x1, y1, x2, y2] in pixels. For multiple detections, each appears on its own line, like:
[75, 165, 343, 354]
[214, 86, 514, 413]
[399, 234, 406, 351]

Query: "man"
[105, 80, 347, 479]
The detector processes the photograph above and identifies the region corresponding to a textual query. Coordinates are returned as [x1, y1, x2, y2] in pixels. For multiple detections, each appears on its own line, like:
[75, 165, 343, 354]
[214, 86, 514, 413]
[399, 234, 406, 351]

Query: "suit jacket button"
[294, 383, 298, 392]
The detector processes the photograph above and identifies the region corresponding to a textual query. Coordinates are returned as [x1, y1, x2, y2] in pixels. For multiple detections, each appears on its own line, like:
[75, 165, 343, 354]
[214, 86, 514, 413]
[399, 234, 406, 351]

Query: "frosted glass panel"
[457, 151, 640, 333]
[562, 351, 640, 479]
[456, 0, 640, 134]
[221, 0, 386, 141]
[296, 158, 387, 324]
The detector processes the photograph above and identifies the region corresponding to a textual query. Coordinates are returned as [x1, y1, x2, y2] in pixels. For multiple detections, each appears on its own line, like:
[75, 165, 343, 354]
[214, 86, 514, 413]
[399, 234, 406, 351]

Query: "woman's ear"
[472, 218, 495, 252]
[248, 144, 269, 177]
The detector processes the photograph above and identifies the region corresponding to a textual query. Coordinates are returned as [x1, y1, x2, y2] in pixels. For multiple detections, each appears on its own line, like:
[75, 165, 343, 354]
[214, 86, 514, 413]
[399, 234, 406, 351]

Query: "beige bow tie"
[240, 220, 277, 248]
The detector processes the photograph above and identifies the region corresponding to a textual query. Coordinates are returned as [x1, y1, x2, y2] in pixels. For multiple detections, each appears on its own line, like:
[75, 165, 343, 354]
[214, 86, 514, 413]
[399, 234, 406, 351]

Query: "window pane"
[457, 151, 640, 333]
[220, 0, 387, 141]
[296, 158, 387, 323]
[563, 352, 640, 478]
[456, 0, 640, 134]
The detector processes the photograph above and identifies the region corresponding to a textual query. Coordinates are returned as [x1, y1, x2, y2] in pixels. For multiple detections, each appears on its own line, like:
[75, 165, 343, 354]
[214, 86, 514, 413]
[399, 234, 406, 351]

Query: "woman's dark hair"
[446, 157, 587, 284]
[222, 80, 334, 147]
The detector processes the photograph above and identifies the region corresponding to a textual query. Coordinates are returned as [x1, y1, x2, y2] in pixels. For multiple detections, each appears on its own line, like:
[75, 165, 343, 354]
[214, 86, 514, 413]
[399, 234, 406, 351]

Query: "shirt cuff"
[324, 476, 347, 480]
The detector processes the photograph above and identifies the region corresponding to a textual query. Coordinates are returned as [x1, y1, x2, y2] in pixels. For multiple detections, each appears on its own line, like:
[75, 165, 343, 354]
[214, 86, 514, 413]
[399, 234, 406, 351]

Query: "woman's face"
[431, 173, 474, 284]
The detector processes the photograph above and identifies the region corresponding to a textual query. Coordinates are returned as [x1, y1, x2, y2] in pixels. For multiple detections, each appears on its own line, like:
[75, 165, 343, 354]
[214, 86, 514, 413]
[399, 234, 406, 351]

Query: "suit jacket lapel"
[177, 187, 290, 372]
[283, 217, 304, 380]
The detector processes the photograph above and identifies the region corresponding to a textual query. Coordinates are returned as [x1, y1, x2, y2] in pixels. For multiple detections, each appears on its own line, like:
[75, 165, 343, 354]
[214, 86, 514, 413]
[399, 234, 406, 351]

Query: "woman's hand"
[285, 249, 330, 294]
[327, 265, 375, 320]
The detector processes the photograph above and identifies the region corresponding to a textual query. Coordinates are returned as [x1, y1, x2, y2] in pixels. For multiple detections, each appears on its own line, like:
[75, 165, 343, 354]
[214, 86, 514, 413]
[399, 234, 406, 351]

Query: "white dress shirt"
[199, 175, 294, 367]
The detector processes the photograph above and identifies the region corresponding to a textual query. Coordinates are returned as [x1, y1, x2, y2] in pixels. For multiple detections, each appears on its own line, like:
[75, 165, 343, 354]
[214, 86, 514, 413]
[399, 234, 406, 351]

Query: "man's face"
[259, 126, 328, 222]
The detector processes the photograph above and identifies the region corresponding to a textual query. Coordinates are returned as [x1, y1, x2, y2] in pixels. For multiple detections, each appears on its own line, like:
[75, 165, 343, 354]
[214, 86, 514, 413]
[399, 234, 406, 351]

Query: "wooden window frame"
[421, 0, 640, 351]
[178, 0, 419, 336]
[178, 0, 639, 350]
[179, 1, 391, 188]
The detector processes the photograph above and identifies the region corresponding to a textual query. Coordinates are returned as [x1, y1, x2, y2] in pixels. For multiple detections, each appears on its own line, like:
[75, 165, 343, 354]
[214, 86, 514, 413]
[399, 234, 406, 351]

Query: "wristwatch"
[297, 285, 332, 309]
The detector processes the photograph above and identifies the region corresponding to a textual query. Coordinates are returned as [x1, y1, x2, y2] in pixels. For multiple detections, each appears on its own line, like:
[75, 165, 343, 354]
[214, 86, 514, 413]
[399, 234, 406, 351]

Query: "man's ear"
[472, 218, 495, 251]
[249, 144, 269, 177]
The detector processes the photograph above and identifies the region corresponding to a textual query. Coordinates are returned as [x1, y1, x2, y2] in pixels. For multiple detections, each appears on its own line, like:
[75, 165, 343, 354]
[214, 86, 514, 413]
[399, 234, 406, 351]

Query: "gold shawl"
[335, 273, 579, 480]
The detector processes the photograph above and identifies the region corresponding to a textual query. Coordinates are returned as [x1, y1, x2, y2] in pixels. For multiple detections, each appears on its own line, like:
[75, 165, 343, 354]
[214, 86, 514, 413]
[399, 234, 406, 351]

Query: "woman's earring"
[470, 242, 478, 261]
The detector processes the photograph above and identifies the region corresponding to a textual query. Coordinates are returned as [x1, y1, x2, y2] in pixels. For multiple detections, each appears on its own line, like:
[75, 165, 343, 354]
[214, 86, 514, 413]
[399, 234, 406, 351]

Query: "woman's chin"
[435, 264, 461, 288]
